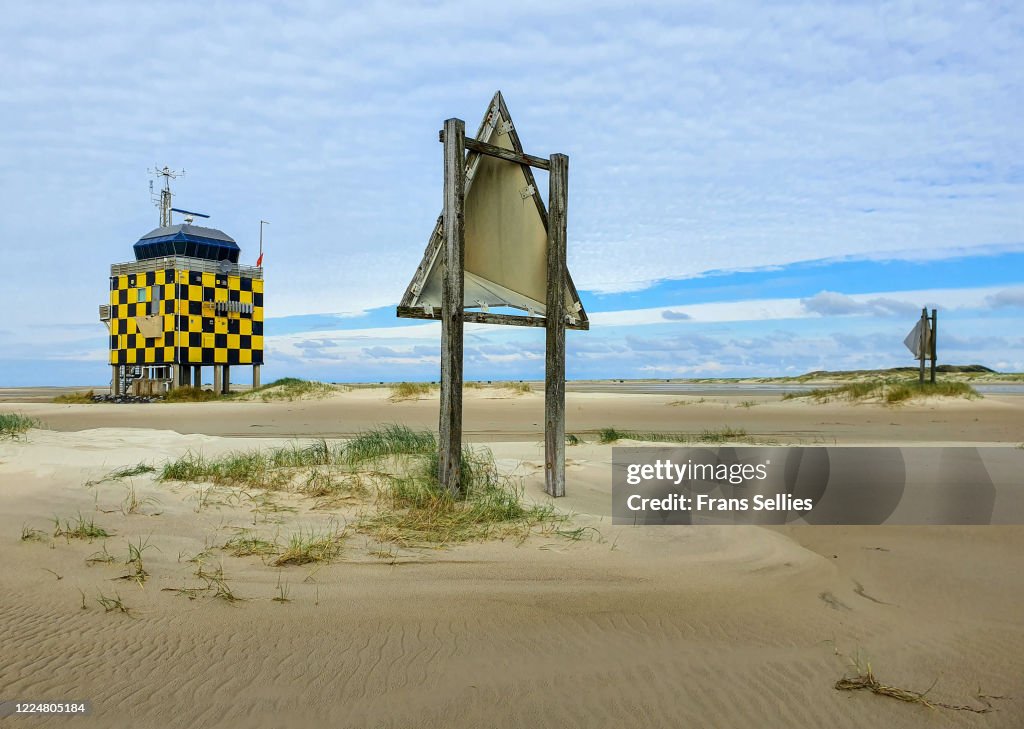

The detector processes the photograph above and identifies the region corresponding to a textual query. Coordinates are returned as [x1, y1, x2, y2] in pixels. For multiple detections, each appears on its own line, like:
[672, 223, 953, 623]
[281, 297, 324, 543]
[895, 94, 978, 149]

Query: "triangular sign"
[903, 319, 931, 358]
[398, 91, 588, 330]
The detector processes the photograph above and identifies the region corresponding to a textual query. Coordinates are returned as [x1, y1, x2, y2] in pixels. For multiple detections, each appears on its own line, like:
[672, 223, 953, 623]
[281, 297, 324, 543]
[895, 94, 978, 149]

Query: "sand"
[1, 389, 1022, 728]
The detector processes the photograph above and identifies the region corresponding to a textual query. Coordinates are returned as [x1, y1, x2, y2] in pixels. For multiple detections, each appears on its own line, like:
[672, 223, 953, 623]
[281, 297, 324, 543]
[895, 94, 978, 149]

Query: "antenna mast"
[150, 166, 184, 227]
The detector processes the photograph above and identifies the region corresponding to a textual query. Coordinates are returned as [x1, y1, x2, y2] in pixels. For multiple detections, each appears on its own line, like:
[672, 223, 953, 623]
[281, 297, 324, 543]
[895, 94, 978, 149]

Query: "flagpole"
[259, 220, 269, 266]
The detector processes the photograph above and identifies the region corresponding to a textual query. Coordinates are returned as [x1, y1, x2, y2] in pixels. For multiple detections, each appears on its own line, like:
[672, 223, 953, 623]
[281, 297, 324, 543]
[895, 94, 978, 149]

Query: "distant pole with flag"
[258, 220, 269, 267]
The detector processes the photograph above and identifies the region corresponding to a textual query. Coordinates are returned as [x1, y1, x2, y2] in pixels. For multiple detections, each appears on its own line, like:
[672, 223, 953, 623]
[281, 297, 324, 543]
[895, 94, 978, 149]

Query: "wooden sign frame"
[397, 93, 587, 498]
[397, 92, 588, 331]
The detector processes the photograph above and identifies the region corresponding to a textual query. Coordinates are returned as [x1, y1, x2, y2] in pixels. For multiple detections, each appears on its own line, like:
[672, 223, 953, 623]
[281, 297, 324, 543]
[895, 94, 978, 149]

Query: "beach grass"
[273, 526, 347, 566]
[343, 424, 437, 464]
[121, 535, 156, 585]
[164, 386, 220, 402]
[389, 381, 434, 401]
[156, 425, 575, 550]
[195, 562, 242, 602]
[222, 529, 279, 557]
[272, 573, 292, 603]
[238, 377, 340, 402]
[20, 524, 48, 542]
[110, 462, 157, 479]
[120, 484, 160, 515]
[357, 445, 564, 547]
[833, 648, 995, 714]
[85, 543, 117, 564]
[597, 426, 750, 444]
[783, 379, 980, 403]
[53, 512, 111, 541]
[95, 590, 131, 614]
[160, 450, 289, 490]
[0, 413, 38, 439]
[158, 427, 438, 492]
[52, 390, 95, 404]
[499, 381, 533, 394]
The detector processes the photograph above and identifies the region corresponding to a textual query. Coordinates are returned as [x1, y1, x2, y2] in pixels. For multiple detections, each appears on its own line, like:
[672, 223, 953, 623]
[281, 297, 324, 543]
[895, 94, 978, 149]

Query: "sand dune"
[1, 392, 1022, 727]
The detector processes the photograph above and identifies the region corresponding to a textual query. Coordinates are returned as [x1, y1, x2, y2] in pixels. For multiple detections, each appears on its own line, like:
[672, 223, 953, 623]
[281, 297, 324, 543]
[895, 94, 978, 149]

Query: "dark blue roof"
[134, 224, 240, 263]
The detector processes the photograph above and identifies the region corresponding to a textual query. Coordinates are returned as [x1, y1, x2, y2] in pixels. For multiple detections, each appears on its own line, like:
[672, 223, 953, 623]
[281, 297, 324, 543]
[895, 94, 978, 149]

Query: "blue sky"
[1, 1, 1021, 386]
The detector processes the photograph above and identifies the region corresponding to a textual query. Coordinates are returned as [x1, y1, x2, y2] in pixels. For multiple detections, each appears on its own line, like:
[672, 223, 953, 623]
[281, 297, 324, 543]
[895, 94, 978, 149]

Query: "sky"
[0, 1, 1021, 386]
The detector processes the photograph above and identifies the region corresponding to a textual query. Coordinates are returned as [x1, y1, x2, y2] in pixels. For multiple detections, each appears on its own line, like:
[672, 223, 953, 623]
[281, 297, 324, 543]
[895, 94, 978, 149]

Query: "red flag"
[256, 252, 264, 267]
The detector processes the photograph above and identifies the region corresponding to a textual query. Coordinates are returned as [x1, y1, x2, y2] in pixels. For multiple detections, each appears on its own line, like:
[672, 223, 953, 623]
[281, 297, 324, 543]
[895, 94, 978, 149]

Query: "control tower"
[99, 168, 264, 396]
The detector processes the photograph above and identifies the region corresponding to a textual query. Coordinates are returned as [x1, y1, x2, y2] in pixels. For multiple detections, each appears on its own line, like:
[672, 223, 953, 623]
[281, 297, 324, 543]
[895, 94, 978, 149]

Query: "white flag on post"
[903, 319, 930, 359]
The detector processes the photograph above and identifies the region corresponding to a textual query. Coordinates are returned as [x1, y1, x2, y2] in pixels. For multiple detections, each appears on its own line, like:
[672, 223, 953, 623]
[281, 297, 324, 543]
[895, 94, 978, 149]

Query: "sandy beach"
[2, 386, 1023, 728]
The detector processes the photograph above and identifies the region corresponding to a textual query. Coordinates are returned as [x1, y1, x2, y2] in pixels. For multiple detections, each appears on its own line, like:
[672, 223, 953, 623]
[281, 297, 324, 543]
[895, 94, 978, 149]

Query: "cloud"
[661, 309, 692, 320]
[801, 291, 922, 318]
[986, 288, 1024, 308]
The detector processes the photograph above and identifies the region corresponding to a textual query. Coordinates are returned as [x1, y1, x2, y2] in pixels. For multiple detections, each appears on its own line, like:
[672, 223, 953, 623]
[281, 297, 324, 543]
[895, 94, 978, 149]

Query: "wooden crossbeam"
[396, 306, 589, 331]
[439, 130, 551, 170]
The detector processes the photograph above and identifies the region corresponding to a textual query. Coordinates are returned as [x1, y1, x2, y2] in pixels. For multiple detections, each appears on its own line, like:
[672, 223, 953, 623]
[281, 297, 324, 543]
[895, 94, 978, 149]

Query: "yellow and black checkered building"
[108, 268, 264, 366]
[103, 223, 264, 381]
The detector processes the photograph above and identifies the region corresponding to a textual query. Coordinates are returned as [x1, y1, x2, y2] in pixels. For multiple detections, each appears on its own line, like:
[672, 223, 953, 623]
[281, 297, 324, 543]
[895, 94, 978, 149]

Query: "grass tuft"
[222, 529, 278, 557]
[357, 446, 565, 547]
[160, 450, 287, 490]
[236, 378, 340, 402]
[598, 426, 750, 444]
[165, 560, 244, 603]
[120, 536, 156, 585]
[834, 648, 997, 714]
[85, 542, 116, 564]
[344, 425, 437, 465]
[389, 381, 435, 401]
[96, 590, 131, 614]
[196, 562, 242, 602]
[53, 513, 111, 542]
[499, 381, 533, 395]
[272, 572, 292, 603]
[273, 525, 347, 566]
[0, 413, 38, 439]
[21, 524, 47, 542]
[120, 484, 161, 516]
[164, 386, 220, 402]
[109, 463, 157, 479]
[53, 390, 95, 404]
[784, 379, 980, 404]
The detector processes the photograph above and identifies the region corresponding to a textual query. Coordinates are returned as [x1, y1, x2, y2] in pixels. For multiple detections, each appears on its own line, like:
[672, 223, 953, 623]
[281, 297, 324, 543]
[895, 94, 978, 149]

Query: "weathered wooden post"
[918, 307, 927, 384]
[439, 117, 466, 494]
[545, 154, 568, 497]
[929, 308, 937, 384]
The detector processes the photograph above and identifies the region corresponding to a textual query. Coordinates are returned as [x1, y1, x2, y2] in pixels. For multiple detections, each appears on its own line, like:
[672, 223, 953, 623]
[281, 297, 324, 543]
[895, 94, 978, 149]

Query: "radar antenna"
[149, 166, 185, 227]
